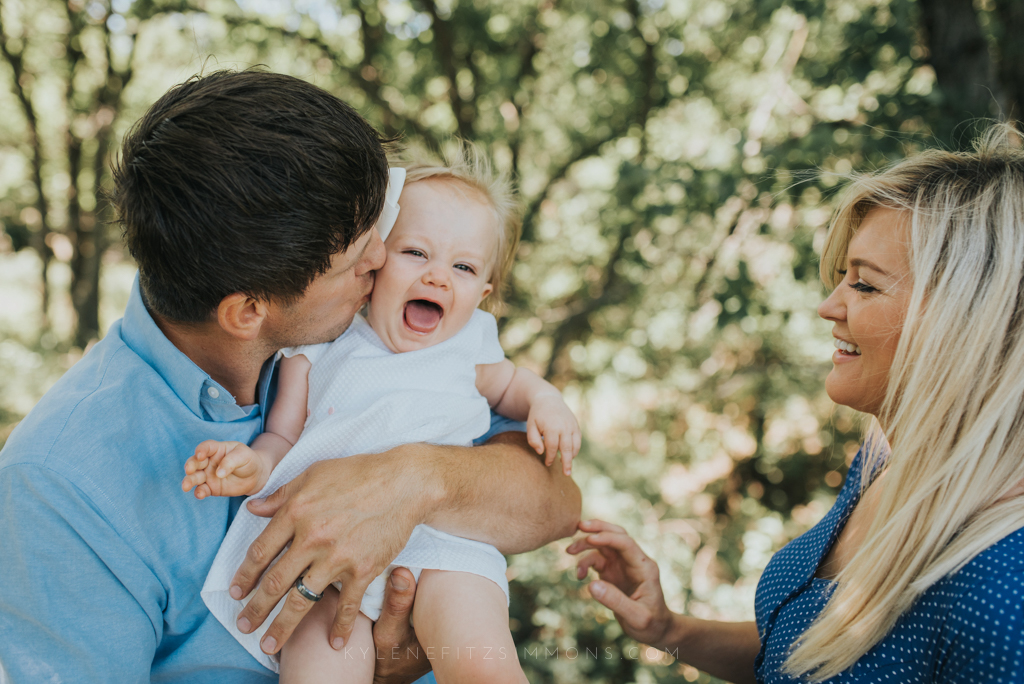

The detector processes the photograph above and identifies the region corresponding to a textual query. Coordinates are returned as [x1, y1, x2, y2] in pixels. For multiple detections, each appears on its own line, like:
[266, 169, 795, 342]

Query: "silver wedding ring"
[294, 575, 324, 602]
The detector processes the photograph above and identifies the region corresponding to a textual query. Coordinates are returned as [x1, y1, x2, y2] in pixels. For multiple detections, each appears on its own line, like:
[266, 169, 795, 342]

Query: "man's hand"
[372, 568, 431, 684]
[229, 430, 580, 658]
[229, 447, 435, 656]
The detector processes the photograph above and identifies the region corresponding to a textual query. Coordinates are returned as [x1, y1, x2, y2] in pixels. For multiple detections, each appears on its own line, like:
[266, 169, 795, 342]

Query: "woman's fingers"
[581, 532, 655, 572]
[577, 519, 626, 534]
[588, 580, 650, 626]
[576, 550, 607, 579]
[568, 532, 624, 555]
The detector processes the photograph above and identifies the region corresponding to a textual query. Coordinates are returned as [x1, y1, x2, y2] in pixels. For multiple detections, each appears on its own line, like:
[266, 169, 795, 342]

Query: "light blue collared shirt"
[0, 278, 517, 683]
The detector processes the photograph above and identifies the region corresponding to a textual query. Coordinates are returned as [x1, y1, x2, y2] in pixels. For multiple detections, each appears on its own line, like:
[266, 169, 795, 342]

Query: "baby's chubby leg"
[279, 585, 376, 684]
[412, 570, 528, 684]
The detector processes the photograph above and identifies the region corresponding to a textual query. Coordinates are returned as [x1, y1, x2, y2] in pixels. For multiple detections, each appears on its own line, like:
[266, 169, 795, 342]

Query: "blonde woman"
[569, 124, 1024, 683]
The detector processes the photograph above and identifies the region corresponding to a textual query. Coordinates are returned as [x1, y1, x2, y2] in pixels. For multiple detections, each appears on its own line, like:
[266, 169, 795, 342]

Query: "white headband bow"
[374, 167, 406, 242]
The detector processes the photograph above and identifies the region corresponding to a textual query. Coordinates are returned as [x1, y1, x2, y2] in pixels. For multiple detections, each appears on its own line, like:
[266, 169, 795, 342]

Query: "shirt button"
[207, 387, 220, 399]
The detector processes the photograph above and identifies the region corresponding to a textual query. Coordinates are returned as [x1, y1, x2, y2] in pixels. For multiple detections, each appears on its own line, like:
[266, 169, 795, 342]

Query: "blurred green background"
[0, 0, 1020, 681]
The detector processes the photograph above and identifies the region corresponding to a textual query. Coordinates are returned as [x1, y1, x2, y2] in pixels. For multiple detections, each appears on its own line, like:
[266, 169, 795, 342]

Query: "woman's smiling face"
[818, 207, 913, 416]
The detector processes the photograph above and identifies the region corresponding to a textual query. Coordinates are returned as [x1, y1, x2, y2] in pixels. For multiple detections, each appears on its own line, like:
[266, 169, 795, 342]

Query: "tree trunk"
[994, 0, 1024, 125]
[918, 0, 1003, 129]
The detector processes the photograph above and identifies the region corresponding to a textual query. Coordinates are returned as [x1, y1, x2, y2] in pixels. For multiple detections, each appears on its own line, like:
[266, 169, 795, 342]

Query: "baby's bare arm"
[475, 360, 559, 421]
[477, 360, 581, 474]
[222, 353, 312, 487]
[266, 354, 312, 449]
[181, 354, 312, 498]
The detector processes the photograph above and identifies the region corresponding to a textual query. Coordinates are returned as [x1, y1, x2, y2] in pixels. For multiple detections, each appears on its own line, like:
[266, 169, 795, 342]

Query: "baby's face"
[367, 180, 497, 353]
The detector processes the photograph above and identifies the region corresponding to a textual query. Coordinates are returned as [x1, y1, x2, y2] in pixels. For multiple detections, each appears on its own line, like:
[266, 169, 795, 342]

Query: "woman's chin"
[824, 379, 883, 416]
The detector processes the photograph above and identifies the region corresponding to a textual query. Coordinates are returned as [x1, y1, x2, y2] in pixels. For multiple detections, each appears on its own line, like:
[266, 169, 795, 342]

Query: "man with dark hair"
[0, 70, 579, 683]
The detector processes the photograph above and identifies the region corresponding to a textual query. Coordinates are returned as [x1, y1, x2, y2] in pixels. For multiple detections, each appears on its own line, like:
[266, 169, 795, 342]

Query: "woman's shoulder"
[941, 526, 1024, 610]
[925, 529, 1024, 681]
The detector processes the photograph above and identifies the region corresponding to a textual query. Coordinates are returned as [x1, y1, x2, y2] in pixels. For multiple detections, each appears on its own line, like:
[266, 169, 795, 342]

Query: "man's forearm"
[412, 431, 581, 554]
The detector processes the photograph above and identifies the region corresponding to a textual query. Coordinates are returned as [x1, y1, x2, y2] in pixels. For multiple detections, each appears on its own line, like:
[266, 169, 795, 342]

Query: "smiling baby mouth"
[834, 339, 862, 355]
[404, 300, 444, 334]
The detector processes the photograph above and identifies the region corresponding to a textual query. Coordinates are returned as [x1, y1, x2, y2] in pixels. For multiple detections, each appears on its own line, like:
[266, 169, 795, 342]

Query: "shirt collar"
[120, 274, 267, 423]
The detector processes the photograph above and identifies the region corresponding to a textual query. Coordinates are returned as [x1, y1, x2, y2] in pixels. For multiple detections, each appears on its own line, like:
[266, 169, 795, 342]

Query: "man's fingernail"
[332, 637, 344, 650]
[262, 635, 277, 653]
[230, 585, 242, 599]
[590, 582, 605, 598]
[391, 574, 409, 591]
[237, 616, 251, 633]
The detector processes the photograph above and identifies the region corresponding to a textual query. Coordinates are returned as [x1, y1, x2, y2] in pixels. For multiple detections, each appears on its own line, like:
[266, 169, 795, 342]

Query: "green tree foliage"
[0, 0, 1019, 681]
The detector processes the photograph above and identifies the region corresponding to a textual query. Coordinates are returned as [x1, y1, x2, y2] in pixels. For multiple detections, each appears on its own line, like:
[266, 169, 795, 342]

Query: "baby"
[182, 149, 580, 683]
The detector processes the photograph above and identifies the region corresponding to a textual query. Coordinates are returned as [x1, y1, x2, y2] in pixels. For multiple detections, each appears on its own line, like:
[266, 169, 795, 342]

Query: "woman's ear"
[216, 293, 268, 341]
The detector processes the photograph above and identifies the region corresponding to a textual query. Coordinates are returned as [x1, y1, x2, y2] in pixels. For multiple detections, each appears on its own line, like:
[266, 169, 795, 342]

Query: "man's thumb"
[383, 568, 417, 615]
[246, 483, 288, 517]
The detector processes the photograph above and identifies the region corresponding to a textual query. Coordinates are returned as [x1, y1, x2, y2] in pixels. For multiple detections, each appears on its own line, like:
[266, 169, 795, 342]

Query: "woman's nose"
[818, 284, 846, 322]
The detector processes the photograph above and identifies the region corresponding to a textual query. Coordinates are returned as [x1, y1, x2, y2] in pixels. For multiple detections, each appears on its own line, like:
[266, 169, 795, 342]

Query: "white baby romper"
[201, 309, 510, 672]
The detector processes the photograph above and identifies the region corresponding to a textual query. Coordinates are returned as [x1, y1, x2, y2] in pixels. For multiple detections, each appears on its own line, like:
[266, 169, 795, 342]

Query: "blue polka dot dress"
[754, 448, 1024, 682]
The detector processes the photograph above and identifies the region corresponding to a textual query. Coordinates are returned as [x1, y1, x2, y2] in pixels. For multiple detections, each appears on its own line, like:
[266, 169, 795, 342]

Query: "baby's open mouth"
[404, 299, 443, 334]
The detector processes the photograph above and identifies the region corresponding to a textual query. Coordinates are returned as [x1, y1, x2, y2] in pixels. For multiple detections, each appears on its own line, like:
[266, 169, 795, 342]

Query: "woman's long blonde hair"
[785, 124, 1024, 679]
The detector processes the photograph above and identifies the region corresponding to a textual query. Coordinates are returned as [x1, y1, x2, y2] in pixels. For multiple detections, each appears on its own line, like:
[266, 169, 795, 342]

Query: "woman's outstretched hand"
[567, 519, 676, 649]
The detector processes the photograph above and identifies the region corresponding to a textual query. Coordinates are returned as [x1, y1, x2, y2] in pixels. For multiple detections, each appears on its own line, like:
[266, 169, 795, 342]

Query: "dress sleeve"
[473, 310, 506, 365]
[280, 342, 331, 366]
[0, 464, 159, 684]
[934, 566, 1024, 683]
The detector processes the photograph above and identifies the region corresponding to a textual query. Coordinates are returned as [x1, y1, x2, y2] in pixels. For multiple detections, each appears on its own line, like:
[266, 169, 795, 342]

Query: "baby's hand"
[526, 393, 581, 475]
[181, 440, 270, 499]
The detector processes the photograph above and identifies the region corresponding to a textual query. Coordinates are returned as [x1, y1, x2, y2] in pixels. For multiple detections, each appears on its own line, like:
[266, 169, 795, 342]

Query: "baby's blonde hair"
[395, 142, 521, 316]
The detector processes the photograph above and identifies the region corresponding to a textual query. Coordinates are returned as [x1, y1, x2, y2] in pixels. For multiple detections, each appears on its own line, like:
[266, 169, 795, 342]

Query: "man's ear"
[216, 293, 269, 341]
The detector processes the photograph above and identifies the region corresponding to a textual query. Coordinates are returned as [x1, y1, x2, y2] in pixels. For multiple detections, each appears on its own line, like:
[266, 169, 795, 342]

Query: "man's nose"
[359, 230, 387, 274]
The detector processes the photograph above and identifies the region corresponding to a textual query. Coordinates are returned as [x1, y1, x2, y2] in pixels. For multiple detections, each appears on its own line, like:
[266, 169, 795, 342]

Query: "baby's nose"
[424, 266, 451, 287]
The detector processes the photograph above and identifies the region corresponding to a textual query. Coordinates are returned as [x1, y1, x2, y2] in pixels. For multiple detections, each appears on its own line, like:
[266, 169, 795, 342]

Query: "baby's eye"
[404, 249, 426, 258]
[454, 263, 477, 275]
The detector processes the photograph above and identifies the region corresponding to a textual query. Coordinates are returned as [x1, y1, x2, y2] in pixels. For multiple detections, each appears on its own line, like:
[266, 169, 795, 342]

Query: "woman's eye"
[849, 279, 878, 294]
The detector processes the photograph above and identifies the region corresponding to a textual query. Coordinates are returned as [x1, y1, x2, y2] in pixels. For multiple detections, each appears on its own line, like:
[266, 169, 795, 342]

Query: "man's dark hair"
[112, 69, 390, 323]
